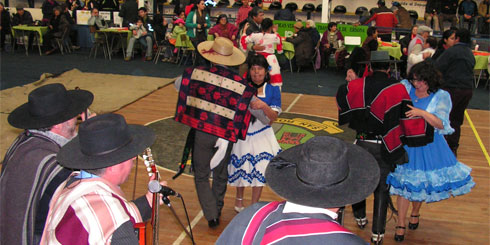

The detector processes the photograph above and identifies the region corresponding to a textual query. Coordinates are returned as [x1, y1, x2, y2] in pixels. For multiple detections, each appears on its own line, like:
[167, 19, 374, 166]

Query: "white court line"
[285, 94, 303, 112]
[173, 210, 203, 245]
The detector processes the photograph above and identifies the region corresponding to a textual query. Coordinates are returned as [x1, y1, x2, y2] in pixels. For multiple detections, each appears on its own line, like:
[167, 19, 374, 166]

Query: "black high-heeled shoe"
[408, 214, 420, 230]
[394, 226, 406, 242]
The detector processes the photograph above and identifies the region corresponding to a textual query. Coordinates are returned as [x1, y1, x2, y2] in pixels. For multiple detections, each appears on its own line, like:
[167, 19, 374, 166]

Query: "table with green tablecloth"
[473, 51, 490, 87]
[378, 41, 402, 60]
[12, 25, 49, 55]
[96, 28, 132, 59]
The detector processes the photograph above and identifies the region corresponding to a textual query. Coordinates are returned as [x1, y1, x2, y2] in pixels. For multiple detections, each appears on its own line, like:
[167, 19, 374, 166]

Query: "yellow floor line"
[464, 110, 490, 166]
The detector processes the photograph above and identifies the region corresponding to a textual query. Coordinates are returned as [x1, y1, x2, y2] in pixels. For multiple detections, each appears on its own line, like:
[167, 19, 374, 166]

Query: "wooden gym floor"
[117, 84, 490, 245]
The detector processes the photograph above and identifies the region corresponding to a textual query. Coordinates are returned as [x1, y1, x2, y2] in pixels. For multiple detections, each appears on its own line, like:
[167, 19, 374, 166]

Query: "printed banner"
[274, 20, 368, 43]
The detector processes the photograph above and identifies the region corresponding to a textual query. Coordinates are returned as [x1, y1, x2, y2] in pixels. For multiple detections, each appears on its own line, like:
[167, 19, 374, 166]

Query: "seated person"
[87, 8, 108, 30]
[362, 26, 379, 61]
[163, 18, 187, 63]
[208, 14, 238, 46]
[153, 14, 168, 44]
[87, 8, 108, 43]
[125, 18, 152, 61]
[458, 0, 478, 34]
[12, 5, 34, 25]
[320, 22, 347, 70]
[43, 6, 70, 55]
[217, 136, 380, 245]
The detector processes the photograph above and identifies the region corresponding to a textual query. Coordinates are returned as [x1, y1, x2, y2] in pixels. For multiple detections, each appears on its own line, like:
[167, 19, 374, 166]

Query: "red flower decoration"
[238, 103, 247, 111]
[210, 67, 218, 73]
[229, 97, 237, 106]
[200, 112, 208, 121]
[182, 78, 190, 86]
[177, 105, 184, 113]
[213, 92, 221, 100]
[198, 87, 206, 95]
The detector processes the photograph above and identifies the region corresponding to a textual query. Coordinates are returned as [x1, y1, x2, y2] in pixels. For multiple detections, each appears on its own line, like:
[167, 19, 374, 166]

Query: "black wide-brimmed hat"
[57, 114, 155, 170]
[265, 136, 380, 208]
[8, 83, 94, 129]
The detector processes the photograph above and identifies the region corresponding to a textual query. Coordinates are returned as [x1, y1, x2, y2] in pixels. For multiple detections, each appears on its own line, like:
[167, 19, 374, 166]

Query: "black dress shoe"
[408, 215, 420, 230]
[394, 226, 405, 242]
[208, 218, 220, 228]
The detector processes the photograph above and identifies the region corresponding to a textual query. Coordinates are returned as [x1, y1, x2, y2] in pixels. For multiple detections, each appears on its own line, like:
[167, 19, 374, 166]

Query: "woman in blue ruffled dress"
[228, 53, 282, 213]
[386, 61, 475, 242]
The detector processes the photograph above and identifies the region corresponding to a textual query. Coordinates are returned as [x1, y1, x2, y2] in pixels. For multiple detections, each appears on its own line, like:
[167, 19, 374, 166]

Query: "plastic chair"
[89, 26, 110, 60]
[285, 2, 298, 11]
[333, 5, 346, 14]
[355, 7, 368, 16]
[55, 27, 72, 55]
[153, 32, 169, 64]
[302, 3, 315, 12]
[175, 34, 195, 66]
[269, 1, 282, 10]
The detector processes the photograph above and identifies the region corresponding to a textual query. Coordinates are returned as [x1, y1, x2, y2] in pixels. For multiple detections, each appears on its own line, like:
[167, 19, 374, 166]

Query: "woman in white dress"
[228, 53, 282, 212]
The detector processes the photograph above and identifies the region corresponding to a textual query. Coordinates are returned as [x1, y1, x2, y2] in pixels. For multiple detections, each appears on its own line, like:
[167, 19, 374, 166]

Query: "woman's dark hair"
[246, 52, 270, 85]
[408, 60, 442, 94]
[191, 0, 205, 11]
[437, 29, 456, 49]
[367, 26, 377, 37]
[327, 22, 337, 31]
[261, 18, 273, 32]
[426, 36, 437, 49]
[216, 14, 227, 25]
[455, 28, 471, 44]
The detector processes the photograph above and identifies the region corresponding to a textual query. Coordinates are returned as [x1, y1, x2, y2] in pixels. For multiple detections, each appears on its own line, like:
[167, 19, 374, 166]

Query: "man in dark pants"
[174, 37, 256, 228]
[435, 28, 475, 156]
[336, 51, 433, 244]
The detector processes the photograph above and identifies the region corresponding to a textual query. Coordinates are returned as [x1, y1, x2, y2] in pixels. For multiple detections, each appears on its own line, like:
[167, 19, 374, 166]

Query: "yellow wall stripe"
[464, 110, 490, 166]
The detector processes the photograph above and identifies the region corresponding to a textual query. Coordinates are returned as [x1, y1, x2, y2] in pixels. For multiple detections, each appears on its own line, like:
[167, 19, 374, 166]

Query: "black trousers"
[443, 87, 473, 156]
[192, 130, 232, 221]
[352, 140, 392, 235]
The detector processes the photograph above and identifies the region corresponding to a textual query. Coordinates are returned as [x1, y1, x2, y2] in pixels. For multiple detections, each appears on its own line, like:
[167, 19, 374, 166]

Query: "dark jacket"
[42, 0, 59, 21]
[441, 0, 459, 15]
[246, 17, 261, 35]
[458, 0, 478, 16]
[273, 9, 295, 21]
[425, 0, 441, 14]
[435, 42, 475, 89]
[0, 10, 11, 32]
[362, 36, 378, 60]
[153, 14, 168, 43]
[119, 0, 139, 27]
[0, 131, 72, 245]
[305, 27, 320, 47]
[49, 14, 71, 36]
[12, 11, 34, 26]
[286, 28, 314, 67]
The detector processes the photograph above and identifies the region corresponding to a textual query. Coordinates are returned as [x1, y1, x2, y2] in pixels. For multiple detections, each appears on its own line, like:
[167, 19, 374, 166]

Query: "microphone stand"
[162, 196, 195, 245]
